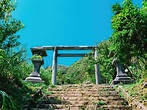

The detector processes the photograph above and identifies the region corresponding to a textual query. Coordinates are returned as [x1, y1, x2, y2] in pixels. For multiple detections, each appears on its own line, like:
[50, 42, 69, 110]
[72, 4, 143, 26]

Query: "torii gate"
[27, 46, 100, 85]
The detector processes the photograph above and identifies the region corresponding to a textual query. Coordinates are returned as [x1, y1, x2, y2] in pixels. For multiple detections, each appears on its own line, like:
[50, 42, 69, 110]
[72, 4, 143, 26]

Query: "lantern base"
[25, 76, 44, 83]
[113, 76, 132, 85]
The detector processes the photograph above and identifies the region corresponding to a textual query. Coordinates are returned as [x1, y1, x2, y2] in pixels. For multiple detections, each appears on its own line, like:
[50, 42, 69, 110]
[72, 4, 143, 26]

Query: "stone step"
[34, 104, 131, 110]
[51, 84, 111, 88]
[31, 84, 132, 110]
[48, 84, 114, 90]
[36, 104, 94, 110]
[48, 87, 115, 92]
[39, 97, 127, 106]
[101, 105, 132, 110]
[31, 108, 50, 110]
[107, 99, 128, 105]
[46, 95, 122, 101]
[98, 90, 119, 95]
[48, 91, 117, 97]
[49, 90, 115, 95]
[48, 93, 120, 99]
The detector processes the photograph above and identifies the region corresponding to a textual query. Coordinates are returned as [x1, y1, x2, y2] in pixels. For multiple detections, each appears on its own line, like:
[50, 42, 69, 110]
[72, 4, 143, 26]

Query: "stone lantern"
[25, 47, 47, 83]
[112, 58, 132, 84]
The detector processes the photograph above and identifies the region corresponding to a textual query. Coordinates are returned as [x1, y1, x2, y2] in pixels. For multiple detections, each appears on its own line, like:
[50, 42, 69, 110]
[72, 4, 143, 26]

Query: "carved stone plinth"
[25, 60, 44, 83]
[112, 59, 132, 84]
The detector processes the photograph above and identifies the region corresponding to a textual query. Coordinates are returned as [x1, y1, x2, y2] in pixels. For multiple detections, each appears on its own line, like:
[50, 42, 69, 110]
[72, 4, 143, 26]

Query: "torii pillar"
[94, 48, 100, 84]
[52, 47, 58, 85]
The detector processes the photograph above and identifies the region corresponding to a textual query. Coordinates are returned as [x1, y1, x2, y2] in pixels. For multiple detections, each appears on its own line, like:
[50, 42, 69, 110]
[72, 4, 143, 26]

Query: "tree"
[0, 1, 29, 109]
[110, 0, 146, 65]
[0, 0, 24, 51]
[142, 0, 147, 16]
[0, 0, 28, 83]
[0, 0, 25, 75]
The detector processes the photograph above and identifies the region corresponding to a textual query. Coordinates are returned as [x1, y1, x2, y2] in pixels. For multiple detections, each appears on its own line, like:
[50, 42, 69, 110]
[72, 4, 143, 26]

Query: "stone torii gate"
[29, 46, 100, 85]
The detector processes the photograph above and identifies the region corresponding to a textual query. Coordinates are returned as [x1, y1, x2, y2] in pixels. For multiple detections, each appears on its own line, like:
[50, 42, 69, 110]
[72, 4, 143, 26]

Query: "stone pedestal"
[112, 59, 132, 84]
[25, 60, 44, 83]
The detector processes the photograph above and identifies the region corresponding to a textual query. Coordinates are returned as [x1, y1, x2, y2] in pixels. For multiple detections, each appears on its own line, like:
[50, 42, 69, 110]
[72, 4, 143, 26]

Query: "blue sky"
[13, 0, 142, 66]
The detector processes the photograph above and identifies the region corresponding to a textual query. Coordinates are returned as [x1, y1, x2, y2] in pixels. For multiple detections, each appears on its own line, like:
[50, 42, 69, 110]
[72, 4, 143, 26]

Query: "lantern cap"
[30, 47, 47, 56]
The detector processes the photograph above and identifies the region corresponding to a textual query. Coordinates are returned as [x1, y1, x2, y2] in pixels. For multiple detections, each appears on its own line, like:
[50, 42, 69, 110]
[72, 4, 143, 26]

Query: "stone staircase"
[33, 84, 132, 110]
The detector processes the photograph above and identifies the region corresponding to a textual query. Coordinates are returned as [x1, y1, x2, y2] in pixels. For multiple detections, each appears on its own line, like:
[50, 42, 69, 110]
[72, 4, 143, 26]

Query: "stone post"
[52, 47, 58, 85]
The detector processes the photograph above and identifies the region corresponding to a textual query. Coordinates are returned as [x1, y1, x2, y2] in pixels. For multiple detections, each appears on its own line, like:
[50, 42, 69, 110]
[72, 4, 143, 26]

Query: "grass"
[96, 100, 107, 107]
[123, 79, 147, 106]
[23, 82, 48, 91]
[100, 88, 107, 92]
[0, 90, 15, 110]
[0, 76, 34, 109]
[0, 79, 53, 110]
[49, 84, 56, 88]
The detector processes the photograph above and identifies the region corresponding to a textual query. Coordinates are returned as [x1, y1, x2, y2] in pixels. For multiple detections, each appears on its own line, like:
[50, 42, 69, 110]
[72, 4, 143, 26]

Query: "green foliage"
[127, 57, 146, 82]
[0, 0, 27, 82]
[30, 54, 43, 60]
[123, 79, 147, 105]
[65, 57, 95, 84]
[0, 0, 24, 50]
[110, 0, 146, 65]
[23, 82, 47, 91]
[40, 67, 52, 85]
[0, 48, 27, 81]
[96, 41, 114, 84]
[0, 1, 31, 109]
[112, 2, 122, 14]
[0, 73, 34, 109]
[0, 90, 15, 110]
[142, 0, 147, 16]
[97, 100, 107, 107]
